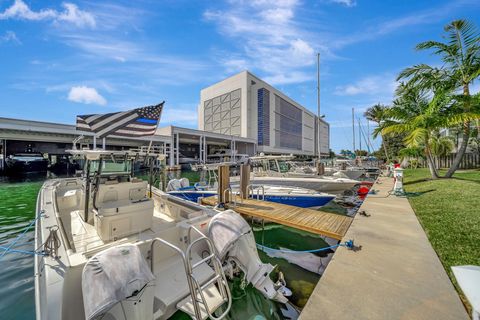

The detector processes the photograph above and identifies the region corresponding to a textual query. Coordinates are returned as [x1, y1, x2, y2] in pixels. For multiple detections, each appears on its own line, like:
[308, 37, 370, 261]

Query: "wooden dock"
[201, 196, 352, 240]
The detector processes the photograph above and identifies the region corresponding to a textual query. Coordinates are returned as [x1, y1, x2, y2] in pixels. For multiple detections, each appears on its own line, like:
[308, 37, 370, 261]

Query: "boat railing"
[223, 188, 243, 206]
[247, 185, 265, 201]
[150, 227, 232, 320]
[247, 184, 265, 200]
[185, 226, 232, 320]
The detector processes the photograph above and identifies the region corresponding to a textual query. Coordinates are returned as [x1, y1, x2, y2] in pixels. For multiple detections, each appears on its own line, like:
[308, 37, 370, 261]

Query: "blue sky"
[0, 0, 479, 152]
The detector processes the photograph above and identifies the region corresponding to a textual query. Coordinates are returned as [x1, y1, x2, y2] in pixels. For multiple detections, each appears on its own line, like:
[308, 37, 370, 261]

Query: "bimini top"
[82, 244, 155, 320]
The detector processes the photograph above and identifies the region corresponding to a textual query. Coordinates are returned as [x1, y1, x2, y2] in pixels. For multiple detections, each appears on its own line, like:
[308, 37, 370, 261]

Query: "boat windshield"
[87, 159, 132, 176]
[277, 160, 290, 173]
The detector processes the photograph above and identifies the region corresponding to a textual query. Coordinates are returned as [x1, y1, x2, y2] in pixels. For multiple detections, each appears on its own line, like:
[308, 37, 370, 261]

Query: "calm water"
[0, 171, 333, 320]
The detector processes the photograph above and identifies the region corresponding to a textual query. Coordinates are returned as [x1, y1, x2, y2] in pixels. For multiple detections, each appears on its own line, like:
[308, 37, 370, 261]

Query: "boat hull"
[167, 190, 335, 208]
[232, 177, 358, 194]
[5, 159, 48, 174]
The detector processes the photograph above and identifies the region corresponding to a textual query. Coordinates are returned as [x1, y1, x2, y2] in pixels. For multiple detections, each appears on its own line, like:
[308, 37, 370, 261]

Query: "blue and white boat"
[167, 179, 335, 209]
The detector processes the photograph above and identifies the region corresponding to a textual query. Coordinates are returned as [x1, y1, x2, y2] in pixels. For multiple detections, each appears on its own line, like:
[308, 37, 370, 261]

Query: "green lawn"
[403, 168, 480, 311]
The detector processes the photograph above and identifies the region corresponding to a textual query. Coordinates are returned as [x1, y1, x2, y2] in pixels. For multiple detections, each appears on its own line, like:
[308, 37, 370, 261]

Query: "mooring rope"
[256, 239, 355, 254]
[0, 212, 44, 259]
[0, 246, 47, 256]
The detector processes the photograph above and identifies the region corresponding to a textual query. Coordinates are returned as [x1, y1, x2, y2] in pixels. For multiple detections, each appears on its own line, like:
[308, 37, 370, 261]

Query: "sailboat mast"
[352, 108, 355, 154]
[317, 52, 321, 160]
[358, 118, 362, 153]
[367, 119, 371, 155]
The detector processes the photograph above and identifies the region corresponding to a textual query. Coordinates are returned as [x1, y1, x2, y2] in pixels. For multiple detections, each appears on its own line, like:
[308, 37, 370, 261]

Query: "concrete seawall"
[299, 175, 468, 320]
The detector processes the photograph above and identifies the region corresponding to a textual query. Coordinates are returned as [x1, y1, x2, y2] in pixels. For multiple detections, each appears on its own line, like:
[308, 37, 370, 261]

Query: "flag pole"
[147, 121, 160, 154]
[147, 101, 164, 154]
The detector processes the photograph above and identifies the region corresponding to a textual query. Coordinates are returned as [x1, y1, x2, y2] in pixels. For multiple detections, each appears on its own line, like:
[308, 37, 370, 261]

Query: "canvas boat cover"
[207, 210, 251, 259]
[82, 244, 155, 320]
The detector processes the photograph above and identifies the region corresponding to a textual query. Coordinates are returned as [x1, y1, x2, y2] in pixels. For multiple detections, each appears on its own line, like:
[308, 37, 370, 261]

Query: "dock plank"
[201, 196, 352, 240]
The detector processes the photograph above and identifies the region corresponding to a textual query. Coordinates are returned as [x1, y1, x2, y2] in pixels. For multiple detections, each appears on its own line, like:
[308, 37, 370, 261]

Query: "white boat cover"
[82, 244, 155, 320]
[207, 210, 251, 259]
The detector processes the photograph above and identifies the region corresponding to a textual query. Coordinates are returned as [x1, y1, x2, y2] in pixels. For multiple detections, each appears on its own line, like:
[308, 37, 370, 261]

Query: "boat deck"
[201, 196, 352, 240]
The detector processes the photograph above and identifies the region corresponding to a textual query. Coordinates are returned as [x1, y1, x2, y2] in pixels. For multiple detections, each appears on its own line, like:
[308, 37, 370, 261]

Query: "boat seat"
[94, 198, 154, 241]
[98, 199, 153, 217]
[96, 181, 148, 206]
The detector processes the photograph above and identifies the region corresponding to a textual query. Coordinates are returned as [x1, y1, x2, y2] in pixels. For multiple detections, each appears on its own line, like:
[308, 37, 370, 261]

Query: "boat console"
[93, 178, 154, 241]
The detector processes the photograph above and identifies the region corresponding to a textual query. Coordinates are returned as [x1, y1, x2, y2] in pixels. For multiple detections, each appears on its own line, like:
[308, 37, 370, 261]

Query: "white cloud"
[56, 3, 95, 28]
[334, 74, 397, 97]
[0, 30, 21, 44]
[0, 0, 95, 28]
[0, 0, 56, 20]
[204, 0, 317, 85]
[68, 86, 106, 105]
[330, 0, 356, 7]
[331, 1, 467, 49]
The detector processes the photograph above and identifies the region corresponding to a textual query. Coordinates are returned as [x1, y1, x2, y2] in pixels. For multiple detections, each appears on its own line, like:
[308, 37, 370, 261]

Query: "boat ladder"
[150, 226, 231, 320]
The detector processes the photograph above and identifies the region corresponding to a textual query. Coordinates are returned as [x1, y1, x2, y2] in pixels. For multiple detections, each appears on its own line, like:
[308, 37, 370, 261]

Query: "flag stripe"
[114, 129, 156, 135]
[126, 123, 156, 129]
[96, 113, 139, 138]
[137, 118, 158, 124]
[91, 111, 131, 130]
[85, 113, 104, 123]
[90, 112, 138, 135]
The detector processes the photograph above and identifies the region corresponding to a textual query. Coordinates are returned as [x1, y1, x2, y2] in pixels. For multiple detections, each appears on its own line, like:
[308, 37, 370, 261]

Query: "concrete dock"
[299, 176, 468, 320]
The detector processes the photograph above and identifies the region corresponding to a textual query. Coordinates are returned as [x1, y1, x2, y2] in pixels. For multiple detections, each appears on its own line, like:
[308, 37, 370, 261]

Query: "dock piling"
[239, 164, 250, 199]
[217, 165, 230, 203]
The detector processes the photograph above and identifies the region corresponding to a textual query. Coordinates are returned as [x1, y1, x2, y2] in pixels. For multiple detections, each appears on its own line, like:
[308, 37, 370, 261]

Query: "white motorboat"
[206, 148, 249, 164]
[34, 149, 290, 320]
[166, 178, 336, 209]
[242, 156, 359, 194]
[232, 176, 358, 193]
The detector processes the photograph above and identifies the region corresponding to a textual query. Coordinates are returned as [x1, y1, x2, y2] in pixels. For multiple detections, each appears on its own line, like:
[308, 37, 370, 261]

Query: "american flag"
[76, 102, 164, 138]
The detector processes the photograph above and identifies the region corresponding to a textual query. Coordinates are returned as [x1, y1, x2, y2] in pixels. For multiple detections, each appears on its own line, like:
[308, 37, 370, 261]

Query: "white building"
[198, 71, 329, 157]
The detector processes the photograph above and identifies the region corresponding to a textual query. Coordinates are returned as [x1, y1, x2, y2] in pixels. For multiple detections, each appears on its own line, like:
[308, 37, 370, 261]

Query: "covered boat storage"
[0, 117, 256, 173]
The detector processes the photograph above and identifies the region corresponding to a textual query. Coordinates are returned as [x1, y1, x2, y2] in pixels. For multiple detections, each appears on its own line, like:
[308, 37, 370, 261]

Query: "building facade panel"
[203, 88, 241, 136]
[257, 88, 270, 146]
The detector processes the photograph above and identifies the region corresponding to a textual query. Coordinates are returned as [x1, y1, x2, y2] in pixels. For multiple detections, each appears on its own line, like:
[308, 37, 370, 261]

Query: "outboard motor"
[82, 244, 155, 320]
[207, 210, 289, 304]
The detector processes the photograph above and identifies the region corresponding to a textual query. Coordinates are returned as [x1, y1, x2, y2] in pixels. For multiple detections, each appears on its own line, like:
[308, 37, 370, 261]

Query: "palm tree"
[429, 134, 454, 169]
[399, 147, 423, 168]
[397, 19, 480, 177]
[379, 84, 445, 178]
[364, 104, 390, 162]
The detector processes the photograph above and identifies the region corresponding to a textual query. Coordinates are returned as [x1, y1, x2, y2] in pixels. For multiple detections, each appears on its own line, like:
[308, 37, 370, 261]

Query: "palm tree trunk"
[382, 134, 390, 163]
[425, 144, 439, 179]
[445, 122, 470, 177]
[445, 84, 471, 178]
